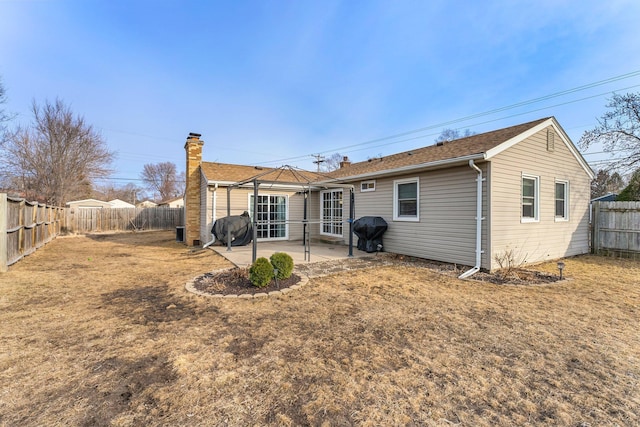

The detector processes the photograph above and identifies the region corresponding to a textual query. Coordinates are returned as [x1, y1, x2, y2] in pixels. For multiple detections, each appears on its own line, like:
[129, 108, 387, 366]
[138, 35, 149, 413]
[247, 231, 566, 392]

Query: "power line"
[254, 70, 640, 166]
[260, 82, 640, 164]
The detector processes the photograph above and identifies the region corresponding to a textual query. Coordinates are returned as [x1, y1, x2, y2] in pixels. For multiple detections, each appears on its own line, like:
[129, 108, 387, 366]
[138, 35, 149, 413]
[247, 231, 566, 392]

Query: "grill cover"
[353, 216, 388, 253]
[212, 211, 253, 246]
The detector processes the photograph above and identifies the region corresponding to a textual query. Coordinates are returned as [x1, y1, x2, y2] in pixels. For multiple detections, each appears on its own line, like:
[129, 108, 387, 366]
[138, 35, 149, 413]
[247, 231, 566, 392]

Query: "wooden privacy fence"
[592, 201, 640, 258]
[0, 193, 65, 272]
[64, 207, 184, 234]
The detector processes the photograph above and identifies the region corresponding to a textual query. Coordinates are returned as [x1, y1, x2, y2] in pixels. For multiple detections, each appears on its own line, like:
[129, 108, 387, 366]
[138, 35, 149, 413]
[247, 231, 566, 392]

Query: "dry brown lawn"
[0, 231, 638, 426]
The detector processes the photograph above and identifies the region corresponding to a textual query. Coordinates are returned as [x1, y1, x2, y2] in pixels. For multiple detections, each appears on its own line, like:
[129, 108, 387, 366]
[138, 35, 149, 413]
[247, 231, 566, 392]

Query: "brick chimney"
[184, 132, 203, 246]
[339, 156, 351, 168]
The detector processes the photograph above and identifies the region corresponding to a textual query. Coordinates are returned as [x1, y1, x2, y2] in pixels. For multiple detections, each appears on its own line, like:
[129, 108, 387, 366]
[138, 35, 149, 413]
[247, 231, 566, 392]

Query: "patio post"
[226, 187, 232, 252]
[348, 187, 354, 257]
[252, 179, 258, 263]
[302, 189, 307, 247]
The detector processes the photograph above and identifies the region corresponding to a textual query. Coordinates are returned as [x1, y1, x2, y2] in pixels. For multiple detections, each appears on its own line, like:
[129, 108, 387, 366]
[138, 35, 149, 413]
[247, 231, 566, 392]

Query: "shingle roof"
[327, 117, 551, 179]
[200, 162, 327, 185]
[200, 118, 560, 185]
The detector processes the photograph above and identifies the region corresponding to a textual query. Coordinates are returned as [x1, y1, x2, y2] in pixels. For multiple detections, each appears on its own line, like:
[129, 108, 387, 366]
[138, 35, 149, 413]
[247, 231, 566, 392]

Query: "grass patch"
[0, 231, 638, 426]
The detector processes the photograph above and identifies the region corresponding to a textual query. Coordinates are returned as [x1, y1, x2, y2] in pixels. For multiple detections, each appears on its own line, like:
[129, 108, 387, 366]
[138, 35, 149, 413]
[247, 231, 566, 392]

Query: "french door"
[249, 195, 288, 240]
[320, 190, 343, 237]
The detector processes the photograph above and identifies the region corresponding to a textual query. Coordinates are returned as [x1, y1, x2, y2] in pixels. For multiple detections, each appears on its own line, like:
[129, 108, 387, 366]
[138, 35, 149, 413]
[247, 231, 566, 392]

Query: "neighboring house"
[591, 193, 617, 202]
[158, 196, 184, 208]
[137, 200, 158, 208]
[66, 199, 113, 209]
[109, 199, 136, 208]
[183, 117, 594, 271]
[589, 193, 618, 223]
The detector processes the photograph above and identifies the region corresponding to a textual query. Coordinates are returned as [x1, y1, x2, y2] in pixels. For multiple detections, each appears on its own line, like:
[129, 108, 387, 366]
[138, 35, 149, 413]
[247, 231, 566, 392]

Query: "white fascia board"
[550, 120, 595, 179]
[485, 117, 594, 179]
[316, 153, 486, 184]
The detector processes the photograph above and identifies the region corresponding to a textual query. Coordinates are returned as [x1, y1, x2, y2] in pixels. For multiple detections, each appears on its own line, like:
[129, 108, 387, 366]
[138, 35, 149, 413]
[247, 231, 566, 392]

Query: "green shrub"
[249, 257, 273, 288]
[270, 252, 294, 279]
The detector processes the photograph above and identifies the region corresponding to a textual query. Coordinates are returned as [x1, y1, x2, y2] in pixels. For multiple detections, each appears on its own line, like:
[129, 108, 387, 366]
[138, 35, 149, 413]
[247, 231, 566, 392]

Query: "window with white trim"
[393, 177, 419, 221]
[320, 189, 343, 236]
[360, 180, 376, 192]
[555, 180, 569, 220]
[521, 175, 539, 222]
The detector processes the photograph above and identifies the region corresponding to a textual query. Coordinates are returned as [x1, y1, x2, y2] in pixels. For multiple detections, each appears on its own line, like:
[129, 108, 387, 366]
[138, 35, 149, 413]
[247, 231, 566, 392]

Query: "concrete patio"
[210, 240, 375, 267]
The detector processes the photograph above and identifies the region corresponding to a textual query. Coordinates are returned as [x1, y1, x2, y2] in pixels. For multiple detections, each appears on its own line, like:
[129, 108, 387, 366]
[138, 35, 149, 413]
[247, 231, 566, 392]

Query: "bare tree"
[591, 169, 625, 198]
[580, 93, 640, 170]
[435, 128, 476, 143]
[0, 98, 114, 205]
[320, 153, 344, 172]
[140, 162, 184, 201]
[0, 76, 14, 145]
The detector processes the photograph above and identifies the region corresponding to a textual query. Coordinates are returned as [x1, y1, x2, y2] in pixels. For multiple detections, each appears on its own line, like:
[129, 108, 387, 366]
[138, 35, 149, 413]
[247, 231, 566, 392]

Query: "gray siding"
[489, 126, 591, 269]
[352, 164, 488, 267]
[202, 185, 309, 242]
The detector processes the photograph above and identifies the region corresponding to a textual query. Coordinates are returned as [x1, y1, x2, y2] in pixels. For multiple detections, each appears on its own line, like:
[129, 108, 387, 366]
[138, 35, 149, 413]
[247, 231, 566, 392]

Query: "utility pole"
[312, 154, 325, 172]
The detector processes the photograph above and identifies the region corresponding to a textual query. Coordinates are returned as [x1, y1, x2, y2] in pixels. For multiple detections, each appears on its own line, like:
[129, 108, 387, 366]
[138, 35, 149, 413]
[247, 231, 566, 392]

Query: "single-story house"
[183, 117, 594, 272]
[109, 199, 136, 208]
[158, 196, 184, 208]
[66, 198, 113, 209]
[136, 200, 158, 208]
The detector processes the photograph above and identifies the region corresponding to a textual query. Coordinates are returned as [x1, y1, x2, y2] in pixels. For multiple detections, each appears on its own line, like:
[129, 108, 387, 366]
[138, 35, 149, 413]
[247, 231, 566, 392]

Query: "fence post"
[0, 194, 7, 272]
[592, 202, 600, 255]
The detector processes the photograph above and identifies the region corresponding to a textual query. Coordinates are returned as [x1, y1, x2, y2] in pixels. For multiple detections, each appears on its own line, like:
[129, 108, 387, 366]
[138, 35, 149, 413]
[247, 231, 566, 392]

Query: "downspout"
[202, 183, 218, 249]
[459, 160, 484, 279]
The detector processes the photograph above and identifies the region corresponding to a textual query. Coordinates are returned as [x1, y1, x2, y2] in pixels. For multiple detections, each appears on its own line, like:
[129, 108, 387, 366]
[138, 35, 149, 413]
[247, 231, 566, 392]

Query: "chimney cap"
[188, 132, 202, 138]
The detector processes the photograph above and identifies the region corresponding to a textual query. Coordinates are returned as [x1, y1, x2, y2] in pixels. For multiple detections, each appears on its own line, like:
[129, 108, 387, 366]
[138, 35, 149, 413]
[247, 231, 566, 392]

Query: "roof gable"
[485, 117, 594, 178]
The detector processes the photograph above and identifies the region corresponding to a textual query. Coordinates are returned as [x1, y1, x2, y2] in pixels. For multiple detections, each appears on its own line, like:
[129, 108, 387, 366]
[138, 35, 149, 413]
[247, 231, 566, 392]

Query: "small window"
[555, 181, 569, 221]
[360, 180, 376, 192]
[522, 175, 539, 222]
[393, 177, 419, 221]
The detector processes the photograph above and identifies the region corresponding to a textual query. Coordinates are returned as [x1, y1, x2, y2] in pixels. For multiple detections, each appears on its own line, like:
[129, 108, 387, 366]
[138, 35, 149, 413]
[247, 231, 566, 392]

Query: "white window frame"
[360, 180, 376, 192]
[521, 174, 539, 223]
[320, 189, 343, 237]
[554, 180, 569, 221]
[393, 177, 420, 222]
[248, 193, 289, 241]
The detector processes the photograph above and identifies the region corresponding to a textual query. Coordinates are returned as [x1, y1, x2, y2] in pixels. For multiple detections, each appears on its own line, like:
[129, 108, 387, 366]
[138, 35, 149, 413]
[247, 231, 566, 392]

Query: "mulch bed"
[385, 254, 562, 285]
[469, 269, 561, 285]
[194, 268, 301, 295]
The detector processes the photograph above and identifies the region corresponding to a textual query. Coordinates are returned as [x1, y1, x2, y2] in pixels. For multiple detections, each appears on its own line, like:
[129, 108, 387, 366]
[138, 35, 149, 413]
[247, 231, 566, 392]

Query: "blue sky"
[2, 0, 640, 187]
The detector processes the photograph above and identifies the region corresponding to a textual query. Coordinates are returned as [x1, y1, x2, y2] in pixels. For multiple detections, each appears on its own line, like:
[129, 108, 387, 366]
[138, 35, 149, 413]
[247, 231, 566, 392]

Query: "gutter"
[316, 153, 485, 184]
[202, 182, 218, 248]
[459, 160, 485, 279]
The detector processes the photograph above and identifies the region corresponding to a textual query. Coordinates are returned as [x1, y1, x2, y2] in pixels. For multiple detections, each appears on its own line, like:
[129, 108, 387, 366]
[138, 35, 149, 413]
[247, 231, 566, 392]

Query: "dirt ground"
[0, 231, 639, 426]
